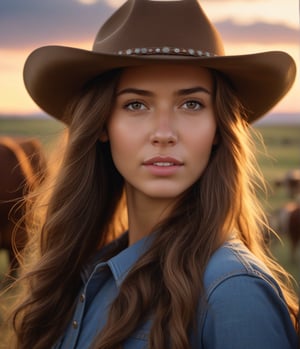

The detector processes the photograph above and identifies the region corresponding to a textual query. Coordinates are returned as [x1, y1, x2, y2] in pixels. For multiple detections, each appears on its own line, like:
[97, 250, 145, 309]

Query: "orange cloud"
[216, 20, 299, 44]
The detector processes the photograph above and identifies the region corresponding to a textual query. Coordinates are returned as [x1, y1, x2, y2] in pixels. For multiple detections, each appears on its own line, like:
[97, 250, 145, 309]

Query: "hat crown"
[93, 0, 225, 55]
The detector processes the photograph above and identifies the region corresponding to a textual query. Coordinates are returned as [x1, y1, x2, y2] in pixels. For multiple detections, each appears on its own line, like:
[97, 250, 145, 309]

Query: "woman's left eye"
[181, 100, 203, 110]
[124, 101, 147, 111]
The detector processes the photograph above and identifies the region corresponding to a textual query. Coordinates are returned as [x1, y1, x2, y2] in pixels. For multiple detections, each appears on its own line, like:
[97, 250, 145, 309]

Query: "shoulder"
[196, 241, 298, 349]
[203, 240, 282, 297]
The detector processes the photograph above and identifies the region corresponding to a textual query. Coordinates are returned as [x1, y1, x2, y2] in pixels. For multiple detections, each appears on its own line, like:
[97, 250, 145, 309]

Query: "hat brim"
[23, 45, 296, 123]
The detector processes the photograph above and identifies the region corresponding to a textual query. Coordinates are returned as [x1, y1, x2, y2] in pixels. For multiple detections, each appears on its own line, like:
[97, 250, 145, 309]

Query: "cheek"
[107, 117, 126, 148]
[108, 116, 148, 152]
[193, 139, 214, 163]
[186, 122, 217, 154]
[107, 121, 140, 170]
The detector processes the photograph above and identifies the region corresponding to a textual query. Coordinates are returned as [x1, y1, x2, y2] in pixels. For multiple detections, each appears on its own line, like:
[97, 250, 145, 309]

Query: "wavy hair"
[7, 68, 298, 348]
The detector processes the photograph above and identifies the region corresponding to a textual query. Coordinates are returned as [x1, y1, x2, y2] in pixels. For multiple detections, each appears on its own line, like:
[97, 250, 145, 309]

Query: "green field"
[254, 125, 300, 210]
[0, 117, 299, 341]
[0, 117, 65, 153]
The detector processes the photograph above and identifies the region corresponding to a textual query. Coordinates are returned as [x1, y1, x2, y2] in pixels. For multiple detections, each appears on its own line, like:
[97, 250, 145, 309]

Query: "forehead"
[117, 64, 213, 90]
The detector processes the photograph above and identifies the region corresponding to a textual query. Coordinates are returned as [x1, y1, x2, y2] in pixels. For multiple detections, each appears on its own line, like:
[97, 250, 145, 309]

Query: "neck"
[125, 185, 175, 246]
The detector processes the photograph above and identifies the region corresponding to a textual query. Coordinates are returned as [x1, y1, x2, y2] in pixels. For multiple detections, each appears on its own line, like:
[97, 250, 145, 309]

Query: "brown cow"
[276, 200, 300, 262]
[288, 204, 300, 261]
[274, 169, 300, 199]
[0, 136, 47, 280]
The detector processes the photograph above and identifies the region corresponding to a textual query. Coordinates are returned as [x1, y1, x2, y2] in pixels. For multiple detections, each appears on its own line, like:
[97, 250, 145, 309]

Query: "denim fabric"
[53, 235, 298, 349]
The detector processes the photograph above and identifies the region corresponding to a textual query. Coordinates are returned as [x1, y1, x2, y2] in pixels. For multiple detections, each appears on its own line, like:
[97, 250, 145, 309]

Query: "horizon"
[1, 111, 299, 126]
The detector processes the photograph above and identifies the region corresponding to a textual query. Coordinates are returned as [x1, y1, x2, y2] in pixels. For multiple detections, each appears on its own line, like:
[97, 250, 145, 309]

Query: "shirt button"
[80, 294, 85, 302]
[72, 320, 78, 329]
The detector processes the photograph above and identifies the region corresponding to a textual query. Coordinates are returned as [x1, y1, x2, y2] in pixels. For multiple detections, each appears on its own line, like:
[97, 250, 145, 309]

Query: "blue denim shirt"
[53, 234, 298, 349]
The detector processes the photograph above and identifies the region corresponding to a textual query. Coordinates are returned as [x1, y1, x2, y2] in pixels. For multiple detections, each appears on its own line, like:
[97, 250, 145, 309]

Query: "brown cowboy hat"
[24, 0, 296, 123]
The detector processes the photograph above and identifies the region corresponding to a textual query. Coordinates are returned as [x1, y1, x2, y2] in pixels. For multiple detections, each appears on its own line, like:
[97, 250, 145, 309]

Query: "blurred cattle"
[288, 205, 300, 259]
[276, 200, 300, 262]
[0, 136, 47, 279]
[275, 169, 300, 199]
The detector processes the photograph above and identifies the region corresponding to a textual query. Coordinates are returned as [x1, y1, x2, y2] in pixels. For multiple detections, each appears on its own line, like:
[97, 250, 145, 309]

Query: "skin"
[106, 64, 217, 244]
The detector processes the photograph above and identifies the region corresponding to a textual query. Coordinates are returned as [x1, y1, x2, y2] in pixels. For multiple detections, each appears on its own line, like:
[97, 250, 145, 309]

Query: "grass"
[0, 117, 66, 154]
[254, 125, 300, 284]
[0, 117, 64, 139]
[254, 125, 300, 212]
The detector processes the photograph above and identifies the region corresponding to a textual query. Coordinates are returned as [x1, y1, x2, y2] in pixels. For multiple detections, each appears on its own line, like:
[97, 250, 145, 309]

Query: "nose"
[150, 110, 178, 146]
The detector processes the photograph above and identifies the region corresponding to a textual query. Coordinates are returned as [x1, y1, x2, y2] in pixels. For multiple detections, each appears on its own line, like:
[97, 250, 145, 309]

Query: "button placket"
[61, 287, 87, 348]
[67, 286, 88, 347]
[70, 262, 107, 333]
[79, 293, 86, 303]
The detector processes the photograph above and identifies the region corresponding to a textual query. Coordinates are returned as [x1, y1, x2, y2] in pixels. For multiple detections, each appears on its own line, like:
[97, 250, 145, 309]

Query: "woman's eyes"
[124, 101, 147, 111]
[181, 100, 203, 111]
[123, 100, 204, 111]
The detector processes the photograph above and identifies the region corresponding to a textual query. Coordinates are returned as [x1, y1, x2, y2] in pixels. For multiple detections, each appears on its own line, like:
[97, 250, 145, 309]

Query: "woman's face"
[107, 64, 217, 204]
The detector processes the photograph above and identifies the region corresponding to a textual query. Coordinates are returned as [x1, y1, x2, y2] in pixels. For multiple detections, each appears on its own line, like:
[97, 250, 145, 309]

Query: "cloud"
[0, 0, 298, 49]
[215, 19, 300, 44]
[0, 0, 114, 49]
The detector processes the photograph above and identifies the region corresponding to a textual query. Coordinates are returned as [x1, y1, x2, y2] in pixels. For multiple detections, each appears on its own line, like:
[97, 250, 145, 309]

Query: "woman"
[8, 0, 298, 348]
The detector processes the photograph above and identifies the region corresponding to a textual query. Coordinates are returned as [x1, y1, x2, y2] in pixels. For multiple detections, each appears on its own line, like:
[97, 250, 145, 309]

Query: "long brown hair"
[8, 68, 298, 348]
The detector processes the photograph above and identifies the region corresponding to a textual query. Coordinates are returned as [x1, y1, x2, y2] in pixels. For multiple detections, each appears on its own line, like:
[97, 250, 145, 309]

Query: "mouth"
[152, 162, 178, 167]
[142, 157, 184, 177]
[143, 156, 183, 167]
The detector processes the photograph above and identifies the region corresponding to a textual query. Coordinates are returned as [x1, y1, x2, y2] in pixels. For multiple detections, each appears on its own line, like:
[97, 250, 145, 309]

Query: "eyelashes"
[181, 100, 203, 111]
[123, 99, 204, 112]
[124, 101, 147, 111]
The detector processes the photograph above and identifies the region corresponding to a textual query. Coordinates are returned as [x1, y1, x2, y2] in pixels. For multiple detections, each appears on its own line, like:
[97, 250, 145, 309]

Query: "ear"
[99, 129, 109, 142]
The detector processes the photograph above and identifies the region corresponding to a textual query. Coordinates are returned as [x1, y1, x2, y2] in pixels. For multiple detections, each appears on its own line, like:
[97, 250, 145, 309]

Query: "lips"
[142, 156, 183, 176]
[143, 156, 183, 166]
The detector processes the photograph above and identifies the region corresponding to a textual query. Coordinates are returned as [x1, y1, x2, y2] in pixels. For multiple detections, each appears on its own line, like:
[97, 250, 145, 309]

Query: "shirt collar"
[81, 232, 154, 286]
[106, 233, 153, 287]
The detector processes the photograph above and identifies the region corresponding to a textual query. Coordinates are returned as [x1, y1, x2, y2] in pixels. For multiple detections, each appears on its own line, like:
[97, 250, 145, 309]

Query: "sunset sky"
[0, 0, 299, 116]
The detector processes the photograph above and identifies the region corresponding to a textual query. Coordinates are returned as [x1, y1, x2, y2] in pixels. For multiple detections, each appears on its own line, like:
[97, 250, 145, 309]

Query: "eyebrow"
[116, 86, 211, 97]
[116, 88, 153, 97]
[176, 86, 211, 96]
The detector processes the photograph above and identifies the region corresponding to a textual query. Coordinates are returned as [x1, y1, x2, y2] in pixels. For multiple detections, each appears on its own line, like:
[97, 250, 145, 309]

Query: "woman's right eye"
[124, 101, 147, 111]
